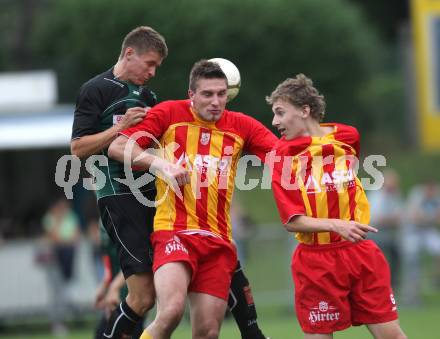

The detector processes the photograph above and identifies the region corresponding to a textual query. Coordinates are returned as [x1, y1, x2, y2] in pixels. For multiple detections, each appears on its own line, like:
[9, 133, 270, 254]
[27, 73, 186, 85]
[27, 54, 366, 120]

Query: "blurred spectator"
[231, 196, 256, 264]
[83, 186, 104, 282]
[368, 169, 403, 289]
[87, 218, 104, 282]
[40, 197, 80, 336]
[402, 180, 440, 305]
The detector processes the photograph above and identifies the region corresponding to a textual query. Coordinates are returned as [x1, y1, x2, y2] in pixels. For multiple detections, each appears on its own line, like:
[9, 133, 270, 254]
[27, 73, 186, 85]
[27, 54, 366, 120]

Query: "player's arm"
[71, 125, 123, 159]
[286, 215, 378, 243]
[107, 134, 153, 169]
[108, 135, 190, 187]
[94, 255, 113, 309]
[242, 115, 278, 162]
[71, 107, 147, 159]
[104, 271, 125, 314]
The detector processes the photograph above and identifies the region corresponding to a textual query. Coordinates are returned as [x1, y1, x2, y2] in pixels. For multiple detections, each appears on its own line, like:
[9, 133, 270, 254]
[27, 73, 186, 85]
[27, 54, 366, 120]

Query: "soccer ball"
[209, 58, 241, 102]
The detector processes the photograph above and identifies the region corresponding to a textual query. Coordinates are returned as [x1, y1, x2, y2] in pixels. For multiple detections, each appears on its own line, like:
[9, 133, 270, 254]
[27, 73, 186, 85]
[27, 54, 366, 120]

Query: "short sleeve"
[71, 84, 103, 139]
[243, 116, 278, 162]
[334, 123, 360, 156]
[120, 102, 170, 149]
[271, 146, 307, 224]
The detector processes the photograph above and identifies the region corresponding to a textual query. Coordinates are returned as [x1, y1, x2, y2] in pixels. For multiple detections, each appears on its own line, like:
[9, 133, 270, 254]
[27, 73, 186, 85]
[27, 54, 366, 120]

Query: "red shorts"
[292, 240, 398, 334]
[151, 230, 237, 300]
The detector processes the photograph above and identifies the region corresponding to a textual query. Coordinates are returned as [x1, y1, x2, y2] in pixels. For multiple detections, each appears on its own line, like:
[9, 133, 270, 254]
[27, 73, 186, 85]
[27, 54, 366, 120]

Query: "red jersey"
[122, 99, 277, 241]
[272, 123, 370, 245]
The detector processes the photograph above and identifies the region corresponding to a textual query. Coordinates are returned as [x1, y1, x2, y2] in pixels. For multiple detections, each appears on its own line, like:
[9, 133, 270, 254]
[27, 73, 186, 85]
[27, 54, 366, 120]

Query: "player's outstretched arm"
[71, 125, 121, 159]
[287, 215, 378, 243]
[108, 134, 155, 169]
[108, 135, 190, 189]
[104, 271, 125, 316]
[71, 107, 147, 159]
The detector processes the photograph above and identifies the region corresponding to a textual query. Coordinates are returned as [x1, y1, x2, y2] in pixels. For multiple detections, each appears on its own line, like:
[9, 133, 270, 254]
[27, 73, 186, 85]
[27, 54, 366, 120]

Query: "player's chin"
[284, 131, 300, 140]
[208, 112, 222, 121]
[135, 77, 149, 85]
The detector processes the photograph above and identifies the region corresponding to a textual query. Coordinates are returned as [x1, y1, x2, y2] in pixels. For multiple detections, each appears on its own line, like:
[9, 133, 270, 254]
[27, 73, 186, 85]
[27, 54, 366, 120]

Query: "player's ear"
[125, 47, 135, 60]
[302, 105, 311, 119]
[188, 89, 195, 101]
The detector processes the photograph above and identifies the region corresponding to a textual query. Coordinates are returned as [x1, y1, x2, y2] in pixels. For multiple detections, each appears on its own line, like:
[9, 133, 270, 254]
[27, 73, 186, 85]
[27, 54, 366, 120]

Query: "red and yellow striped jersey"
[272, 123, 370, 245]
[122, 99, 277, 241]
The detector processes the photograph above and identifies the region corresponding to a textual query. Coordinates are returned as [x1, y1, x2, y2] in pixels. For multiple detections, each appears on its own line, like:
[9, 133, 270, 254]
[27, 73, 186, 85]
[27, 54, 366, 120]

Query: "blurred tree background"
[5, 3, 440, 337]
[0, 0, 410, 150]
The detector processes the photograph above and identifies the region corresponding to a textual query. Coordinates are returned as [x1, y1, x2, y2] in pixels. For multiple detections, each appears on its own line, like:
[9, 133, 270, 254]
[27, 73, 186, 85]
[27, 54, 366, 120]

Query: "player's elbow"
[284, 215, 302, 233]
[283, 223, 296, 233]
[70, 142, 78, 156]
[70, 139, 85, 159]
[108, 136, 127, 162]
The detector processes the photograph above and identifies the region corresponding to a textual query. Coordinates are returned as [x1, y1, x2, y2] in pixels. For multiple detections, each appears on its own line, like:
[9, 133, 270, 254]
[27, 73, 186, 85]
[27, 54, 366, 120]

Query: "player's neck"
[305, 120, 332, 137]
[113, 60, 127, 81]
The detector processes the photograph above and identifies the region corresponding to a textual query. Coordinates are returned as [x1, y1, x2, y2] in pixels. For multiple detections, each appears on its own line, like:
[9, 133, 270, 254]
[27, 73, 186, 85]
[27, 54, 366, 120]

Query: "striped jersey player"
[108, 60, 276, 339]
[268, 73, 406, 339]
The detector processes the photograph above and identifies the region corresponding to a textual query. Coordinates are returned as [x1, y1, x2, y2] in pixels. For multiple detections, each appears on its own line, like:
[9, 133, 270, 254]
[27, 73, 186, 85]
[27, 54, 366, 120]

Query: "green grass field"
[1, 303, 439, 339]
[3, 151, 440, 339]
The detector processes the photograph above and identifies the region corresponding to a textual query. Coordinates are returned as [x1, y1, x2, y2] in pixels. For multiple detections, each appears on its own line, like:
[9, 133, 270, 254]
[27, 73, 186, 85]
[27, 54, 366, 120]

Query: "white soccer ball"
[209, 57, 241, 102]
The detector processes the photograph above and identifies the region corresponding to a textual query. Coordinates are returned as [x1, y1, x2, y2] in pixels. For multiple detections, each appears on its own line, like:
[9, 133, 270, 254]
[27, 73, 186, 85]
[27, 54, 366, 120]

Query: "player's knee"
[389, 324, 407, 339]
[205, 328, 220, 339]
[159, 302, 186, 330]
[377, 328, 407, 339]
[194, 327, 220, 339]
[138, 293, 155, 314]
[126, 292, 155, 316]
[379, 333, 407, 339]
[193, 320, 220, 339]
[391, 332, 407, 339]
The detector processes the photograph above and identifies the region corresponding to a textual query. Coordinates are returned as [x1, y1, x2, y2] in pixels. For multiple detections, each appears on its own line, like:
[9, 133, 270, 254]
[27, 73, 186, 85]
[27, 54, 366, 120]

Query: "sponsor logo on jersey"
[308, 301, 340, 324]
[305, 169, 356, 194]
[164, 235, 189, 255]
[176, 152, 231, 176]
[113, 115, 124, 125]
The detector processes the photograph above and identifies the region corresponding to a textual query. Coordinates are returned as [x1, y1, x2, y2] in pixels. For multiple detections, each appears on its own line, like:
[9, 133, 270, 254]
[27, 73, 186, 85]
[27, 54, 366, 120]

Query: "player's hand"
[117, 107, 149, 130]
[94, 283, 108, 309]
[150, 158, 191, 199]
[332, 219, 378, 243]
[104, 286, 121, 318]
[163, 163, 191, 187]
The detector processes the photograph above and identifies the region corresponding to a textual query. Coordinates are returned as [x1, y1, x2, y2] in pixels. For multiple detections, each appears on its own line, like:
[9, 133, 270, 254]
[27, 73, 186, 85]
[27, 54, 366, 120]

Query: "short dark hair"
[120, 26, 168, 59]
[266, 74, 326, 121]
[189, 60, 227, 91]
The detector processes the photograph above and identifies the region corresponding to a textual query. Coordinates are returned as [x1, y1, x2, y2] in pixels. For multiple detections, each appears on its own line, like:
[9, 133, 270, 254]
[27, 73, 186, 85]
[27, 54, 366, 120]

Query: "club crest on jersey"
[200, 132, 211, 145]
[113, 115, 124, 125]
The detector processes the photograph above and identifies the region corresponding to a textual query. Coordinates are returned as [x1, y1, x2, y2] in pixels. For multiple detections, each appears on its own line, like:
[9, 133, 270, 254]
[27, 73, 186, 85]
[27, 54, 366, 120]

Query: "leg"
[367, 320, 407, 339]
[228, 261, 267, 339]
[142, 262, 191, 339]
[189, 292, 227, 339]
[94, 314, 108, 339]
[132, 316, 145, 338]
[99, 194, 156, 338]
[304, 334, 333, 339]
[125, 272, 155, 315]
[103, 272, 154, 338]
